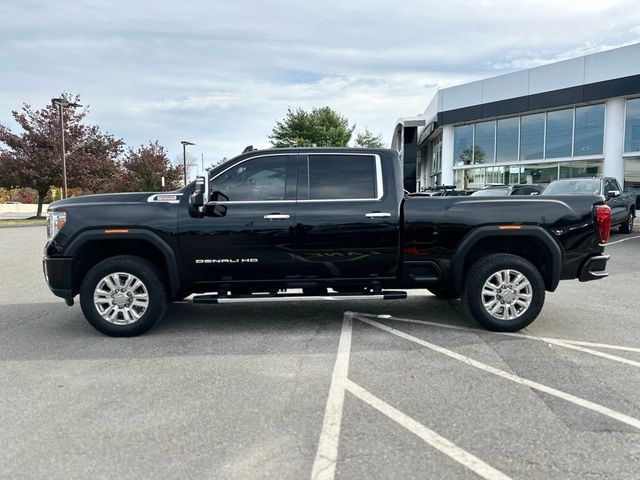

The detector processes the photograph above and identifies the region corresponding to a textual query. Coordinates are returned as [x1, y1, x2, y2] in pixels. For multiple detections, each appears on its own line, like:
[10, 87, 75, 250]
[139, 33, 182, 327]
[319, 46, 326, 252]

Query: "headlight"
[47, 211, 66, 241]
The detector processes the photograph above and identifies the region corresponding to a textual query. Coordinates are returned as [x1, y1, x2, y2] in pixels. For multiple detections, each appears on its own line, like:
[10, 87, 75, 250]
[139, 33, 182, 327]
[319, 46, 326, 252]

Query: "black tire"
[426, 286, 459, 299]
[462, 254, 545, 332]
[619, 210, 635, 234]
[80, 255, 167, 337]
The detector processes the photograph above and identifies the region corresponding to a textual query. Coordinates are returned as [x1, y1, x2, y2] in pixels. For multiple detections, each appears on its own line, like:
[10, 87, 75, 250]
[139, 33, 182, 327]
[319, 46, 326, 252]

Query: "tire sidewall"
[80, 255, 167, 336]
[463, 254, 545, 332]
[621, 211, 634, 233]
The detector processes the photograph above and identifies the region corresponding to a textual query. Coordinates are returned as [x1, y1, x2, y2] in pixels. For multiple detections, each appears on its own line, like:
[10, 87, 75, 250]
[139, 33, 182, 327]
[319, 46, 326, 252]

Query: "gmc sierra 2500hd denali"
[44, 148, 611, 337]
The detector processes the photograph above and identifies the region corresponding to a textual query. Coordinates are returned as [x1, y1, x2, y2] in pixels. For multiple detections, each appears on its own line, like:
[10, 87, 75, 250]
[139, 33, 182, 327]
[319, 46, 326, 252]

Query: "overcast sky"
[1, 0, 639, 174]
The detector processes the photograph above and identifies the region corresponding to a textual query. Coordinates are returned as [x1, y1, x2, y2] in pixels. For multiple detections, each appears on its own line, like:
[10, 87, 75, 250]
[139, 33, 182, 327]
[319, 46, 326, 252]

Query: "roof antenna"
[242, 145, 256, 154]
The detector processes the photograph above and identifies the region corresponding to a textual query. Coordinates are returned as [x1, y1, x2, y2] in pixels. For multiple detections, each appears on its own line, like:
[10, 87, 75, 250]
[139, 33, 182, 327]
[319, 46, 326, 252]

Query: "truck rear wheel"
[462, 254, 545, 332]
[80, 255, 167, 337]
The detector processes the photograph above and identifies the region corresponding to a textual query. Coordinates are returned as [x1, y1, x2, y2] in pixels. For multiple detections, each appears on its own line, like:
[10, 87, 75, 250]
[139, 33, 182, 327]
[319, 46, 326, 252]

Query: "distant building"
[394, 43, 640, 193]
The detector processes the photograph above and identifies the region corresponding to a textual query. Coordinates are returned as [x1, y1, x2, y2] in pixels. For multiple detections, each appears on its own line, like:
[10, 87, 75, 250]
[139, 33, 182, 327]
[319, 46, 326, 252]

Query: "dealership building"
[392, 43, 640, 194]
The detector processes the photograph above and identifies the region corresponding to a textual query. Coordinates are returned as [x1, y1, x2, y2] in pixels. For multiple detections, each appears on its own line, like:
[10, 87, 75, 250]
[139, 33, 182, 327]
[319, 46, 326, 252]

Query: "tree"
[118, 141, 183, 192]
[354, 128, 385, 148]
[0, 94, 123, 216]
[269, 106, 355, 147]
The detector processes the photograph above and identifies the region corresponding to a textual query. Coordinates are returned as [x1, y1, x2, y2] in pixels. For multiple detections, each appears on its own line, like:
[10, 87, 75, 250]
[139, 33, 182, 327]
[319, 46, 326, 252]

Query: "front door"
[292, 153, 400, 281]
[178, 154, 297, 288]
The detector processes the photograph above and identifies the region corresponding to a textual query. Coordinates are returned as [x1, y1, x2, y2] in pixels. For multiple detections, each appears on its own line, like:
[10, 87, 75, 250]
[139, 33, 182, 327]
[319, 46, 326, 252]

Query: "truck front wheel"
[462, 254, 545, 332]
[80, 255, 167, 337]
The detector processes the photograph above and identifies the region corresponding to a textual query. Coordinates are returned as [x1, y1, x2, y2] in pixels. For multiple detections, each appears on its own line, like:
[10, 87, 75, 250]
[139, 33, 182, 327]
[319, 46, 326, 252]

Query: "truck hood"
[49, 191, 177, 210]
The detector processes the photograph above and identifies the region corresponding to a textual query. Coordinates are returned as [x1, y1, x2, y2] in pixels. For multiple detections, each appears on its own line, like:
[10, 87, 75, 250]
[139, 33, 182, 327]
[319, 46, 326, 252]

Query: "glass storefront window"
[496, 117, 519, 163]
[574, 104, 604, 156]
[454, 167, 485, 191]
[474, 120, 495, 164]
[625, 98, 640, 153]
[545, 109, 573, 158]
[454, 125, 473, 166]
[558, 160, 603, 179]
[520, 113, 545, 161]
[521, 163, 558, 185]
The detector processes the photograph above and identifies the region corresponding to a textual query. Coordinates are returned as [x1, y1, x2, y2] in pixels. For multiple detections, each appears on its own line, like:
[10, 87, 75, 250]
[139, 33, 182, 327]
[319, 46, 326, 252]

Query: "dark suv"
[543, 177, 635, 233]
[471, 184, 544, 197]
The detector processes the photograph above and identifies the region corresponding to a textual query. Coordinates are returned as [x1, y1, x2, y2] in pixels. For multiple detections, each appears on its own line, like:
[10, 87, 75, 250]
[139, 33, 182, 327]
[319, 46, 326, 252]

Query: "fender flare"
[64, 228, 181, 297]
[451, 225, 563, 294]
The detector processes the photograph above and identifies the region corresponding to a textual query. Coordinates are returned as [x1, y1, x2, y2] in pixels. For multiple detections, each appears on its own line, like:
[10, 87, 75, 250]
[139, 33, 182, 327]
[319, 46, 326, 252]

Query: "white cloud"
[1, 0, 640, 166]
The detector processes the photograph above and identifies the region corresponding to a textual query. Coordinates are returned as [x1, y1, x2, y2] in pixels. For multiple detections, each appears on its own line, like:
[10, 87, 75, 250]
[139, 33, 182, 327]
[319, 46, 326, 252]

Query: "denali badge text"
[196, 258, 258, 264]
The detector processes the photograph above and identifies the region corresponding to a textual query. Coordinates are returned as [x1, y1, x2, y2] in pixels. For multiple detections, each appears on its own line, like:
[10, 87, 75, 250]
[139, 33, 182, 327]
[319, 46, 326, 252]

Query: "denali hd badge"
[196, 258, 258, 264]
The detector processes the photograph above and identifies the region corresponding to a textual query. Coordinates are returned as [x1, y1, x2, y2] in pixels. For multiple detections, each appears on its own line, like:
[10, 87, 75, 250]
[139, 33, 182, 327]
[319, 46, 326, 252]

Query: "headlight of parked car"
[47, 210, 66, 241]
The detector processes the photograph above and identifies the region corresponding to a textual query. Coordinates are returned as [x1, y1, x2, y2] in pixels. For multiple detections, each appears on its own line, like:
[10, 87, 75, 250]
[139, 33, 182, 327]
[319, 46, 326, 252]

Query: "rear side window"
[302, 154, 378, 200]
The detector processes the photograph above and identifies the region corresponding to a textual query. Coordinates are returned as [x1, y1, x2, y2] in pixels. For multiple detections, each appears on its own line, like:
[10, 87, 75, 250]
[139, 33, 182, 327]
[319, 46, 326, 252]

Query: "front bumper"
[578, 254, 610, 282]
[43, 256, 74, 304]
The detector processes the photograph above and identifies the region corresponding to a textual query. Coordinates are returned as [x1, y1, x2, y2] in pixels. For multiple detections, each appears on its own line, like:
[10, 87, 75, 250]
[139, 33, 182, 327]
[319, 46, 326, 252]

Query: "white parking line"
[606, 234, 640, 245]
[370, 315, 640, 358]
[345, 379, 512, 480]
[357, 316, 640, 431]
[542, 338, 640, 369]
[311, 315, 352, 480]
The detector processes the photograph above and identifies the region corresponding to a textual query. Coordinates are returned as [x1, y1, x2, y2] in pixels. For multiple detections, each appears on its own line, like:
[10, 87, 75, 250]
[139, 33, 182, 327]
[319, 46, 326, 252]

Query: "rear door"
[292, 153, 400, 281]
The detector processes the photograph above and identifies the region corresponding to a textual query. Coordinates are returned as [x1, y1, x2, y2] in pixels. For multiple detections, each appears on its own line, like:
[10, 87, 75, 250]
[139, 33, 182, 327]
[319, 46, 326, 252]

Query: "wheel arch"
[451, 226, 563, 295]
[65, 229, 181, 299]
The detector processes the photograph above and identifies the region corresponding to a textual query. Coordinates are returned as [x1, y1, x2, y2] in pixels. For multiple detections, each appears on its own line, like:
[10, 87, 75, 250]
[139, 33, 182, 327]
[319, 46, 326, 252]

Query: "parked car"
[44, 148, 610, 336]
[542, 177, 635, 233]
[471, 184, 545, 196]
[412, 185, 465, 197]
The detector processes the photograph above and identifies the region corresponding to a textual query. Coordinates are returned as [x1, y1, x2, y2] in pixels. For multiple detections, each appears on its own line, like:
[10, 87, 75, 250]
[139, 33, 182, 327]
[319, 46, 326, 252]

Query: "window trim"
[298, 153, 384, 203]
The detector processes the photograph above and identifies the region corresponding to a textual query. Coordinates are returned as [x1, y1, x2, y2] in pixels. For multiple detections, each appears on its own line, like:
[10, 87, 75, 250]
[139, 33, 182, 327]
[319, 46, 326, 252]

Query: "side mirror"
[607, 190, 621, 199]
[189, 176, 206, 209]
[210, 190, 229, 203]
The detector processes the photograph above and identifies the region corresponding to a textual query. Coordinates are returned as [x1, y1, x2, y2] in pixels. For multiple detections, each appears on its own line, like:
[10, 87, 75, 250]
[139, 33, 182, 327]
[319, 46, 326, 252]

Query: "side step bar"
[192, 290, 407, 304]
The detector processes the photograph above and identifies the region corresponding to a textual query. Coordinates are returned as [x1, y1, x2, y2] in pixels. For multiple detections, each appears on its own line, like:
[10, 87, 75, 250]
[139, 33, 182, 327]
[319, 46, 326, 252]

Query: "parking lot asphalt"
[1, 226, 639, 479]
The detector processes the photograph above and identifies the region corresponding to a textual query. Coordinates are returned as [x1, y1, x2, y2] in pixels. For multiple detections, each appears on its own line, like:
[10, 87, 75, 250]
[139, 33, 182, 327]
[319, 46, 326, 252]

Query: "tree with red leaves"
[0, 94, 123, 217]
[116, 140, 183, 192]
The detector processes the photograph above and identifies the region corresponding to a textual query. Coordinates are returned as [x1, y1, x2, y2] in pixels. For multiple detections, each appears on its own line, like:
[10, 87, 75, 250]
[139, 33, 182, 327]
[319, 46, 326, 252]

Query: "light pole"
[181, 140, 195, 186]
[51, 98, 82, 199]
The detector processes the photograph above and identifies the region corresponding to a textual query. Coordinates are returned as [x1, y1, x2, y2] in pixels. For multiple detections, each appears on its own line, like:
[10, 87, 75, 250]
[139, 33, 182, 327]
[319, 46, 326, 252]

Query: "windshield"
[542, 179, 601, 195]
[471, 187, 510, 196]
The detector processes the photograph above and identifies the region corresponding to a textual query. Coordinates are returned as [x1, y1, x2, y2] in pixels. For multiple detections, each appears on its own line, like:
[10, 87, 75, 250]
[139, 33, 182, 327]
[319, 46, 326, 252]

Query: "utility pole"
[180, 140, 195, 186]
[51, 98, 82, 199]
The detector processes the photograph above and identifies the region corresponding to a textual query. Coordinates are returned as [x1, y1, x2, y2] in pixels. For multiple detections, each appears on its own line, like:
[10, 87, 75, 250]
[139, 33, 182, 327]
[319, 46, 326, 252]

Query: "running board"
[192, 291, 407, 304]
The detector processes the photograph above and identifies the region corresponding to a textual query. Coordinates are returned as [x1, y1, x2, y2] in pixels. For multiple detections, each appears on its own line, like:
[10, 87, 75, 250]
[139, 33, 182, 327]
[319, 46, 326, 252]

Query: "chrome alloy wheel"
[481, 269, 532, 321]
[93, 272, 149, 325]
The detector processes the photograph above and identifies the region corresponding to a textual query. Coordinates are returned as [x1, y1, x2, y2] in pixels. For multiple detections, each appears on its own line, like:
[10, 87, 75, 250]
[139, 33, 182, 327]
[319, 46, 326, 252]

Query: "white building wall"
[603, 97, 626, 185]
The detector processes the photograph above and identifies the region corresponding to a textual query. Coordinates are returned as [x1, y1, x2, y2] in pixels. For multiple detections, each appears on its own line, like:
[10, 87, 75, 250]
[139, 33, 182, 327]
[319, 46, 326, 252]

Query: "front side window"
[305, 154, 377, 200]
[209, 156, 288, 201]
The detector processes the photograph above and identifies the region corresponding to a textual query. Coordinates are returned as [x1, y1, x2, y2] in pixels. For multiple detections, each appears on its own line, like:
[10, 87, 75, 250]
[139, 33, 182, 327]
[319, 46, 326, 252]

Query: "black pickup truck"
[44, 148, 611, 336]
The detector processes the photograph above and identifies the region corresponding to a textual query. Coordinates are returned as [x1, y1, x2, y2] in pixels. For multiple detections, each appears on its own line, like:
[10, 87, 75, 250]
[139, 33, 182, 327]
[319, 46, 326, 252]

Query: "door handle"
[365, 212, 391, 218]
[264, 214, 291, 220]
